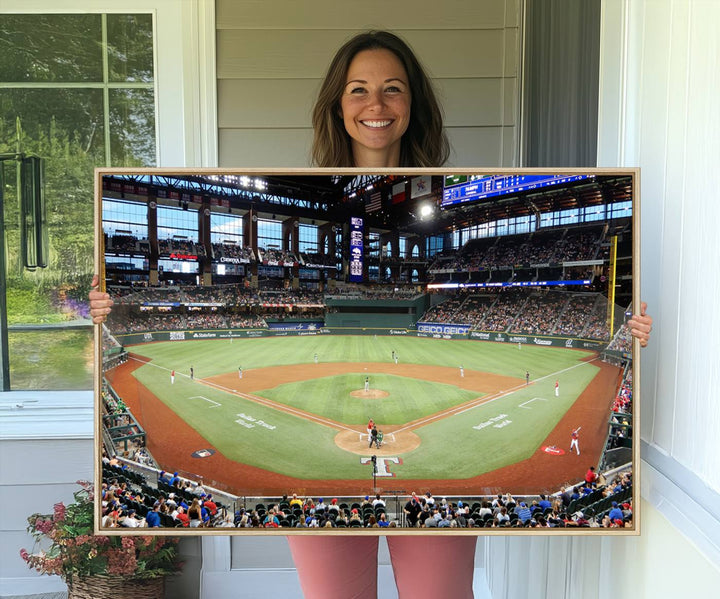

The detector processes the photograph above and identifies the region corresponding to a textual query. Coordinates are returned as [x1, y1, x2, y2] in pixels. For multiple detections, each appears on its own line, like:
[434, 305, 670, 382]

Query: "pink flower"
[106, 547, 137, 576]
[121, 536, 135, 549]
[19, 549, 29, 562]
[53, 503, 66, 522]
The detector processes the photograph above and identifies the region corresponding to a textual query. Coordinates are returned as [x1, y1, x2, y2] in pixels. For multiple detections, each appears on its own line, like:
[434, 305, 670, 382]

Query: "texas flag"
[411, 175, 433, 199]
[392, 181, 406, 204]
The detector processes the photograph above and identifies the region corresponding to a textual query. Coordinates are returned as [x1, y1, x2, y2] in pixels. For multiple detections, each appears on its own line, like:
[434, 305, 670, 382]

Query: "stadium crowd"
[427, 225, 604, 274]
[100, 454, 633, 530]
[420, 290, 614, 341]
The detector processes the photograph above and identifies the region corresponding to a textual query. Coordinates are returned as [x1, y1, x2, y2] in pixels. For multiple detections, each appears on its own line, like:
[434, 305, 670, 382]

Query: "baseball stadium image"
[97, 170, 636, 532]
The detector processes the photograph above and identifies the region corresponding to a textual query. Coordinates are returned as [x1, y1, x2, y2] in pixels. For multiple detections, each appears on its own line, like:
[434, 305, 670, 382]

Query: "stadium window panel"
[539, 213, 555, 229]
[157, 205, 198, 241]
[368, 232, 380, 260]
[426, 235, 443, 257]
[106, 256, 145, 269]
[298, 223, 318, 253]
[0, 13, 156, 390]
[495, 218, 509, 236]
[158, 258, 199, 274]
[103, 199, 149, 238]
[609, 201, 632, 219]
[411, 244, 420, 257]
[560, 208, 580, 225]
[583, 205, 606, 222]
[453, 229, 461, 248]
[399, 236, 407, 257]
[211, 213, 244, 245]
[257, 218, 282, 249]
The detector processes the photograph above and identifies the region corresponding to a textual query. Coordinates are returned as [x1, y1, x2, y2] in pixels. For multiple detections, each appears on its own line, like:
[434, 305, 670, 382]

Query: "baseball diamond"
[104, 332, 618, 496]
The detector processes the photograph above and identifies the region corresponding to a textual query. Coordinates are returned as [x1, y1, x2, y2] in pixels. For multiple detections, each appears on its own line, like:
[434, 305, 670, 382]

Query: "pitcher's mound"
[350, 389, 389, 399]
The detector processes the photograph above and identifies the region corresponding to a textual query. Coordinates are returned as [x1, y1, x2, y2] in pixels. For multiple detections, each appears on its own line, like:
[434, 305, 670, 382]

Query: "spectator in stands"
[120, 509, 143, 528]
[187, 498, 203, 528]
[515, 502, 532, 524]
[145, 505, 161, 528]
[585, 466, 599, 487]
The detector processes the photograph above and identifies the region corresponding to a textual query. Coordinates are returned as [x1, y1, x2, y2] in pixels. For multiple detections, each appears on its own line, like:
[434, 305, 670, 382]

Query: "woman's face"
[340, 48, 411, 167]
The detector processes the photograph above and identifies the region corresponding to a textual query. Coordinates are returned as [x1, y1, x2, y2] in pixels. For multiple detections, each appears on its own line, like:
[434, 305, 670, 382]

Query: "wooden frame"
[94, 167, 640, 536]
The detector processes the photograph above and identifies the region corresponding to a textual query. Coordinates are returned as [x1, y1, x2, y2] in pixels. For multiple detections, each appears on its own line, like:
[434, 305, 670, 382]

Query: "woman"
[187, 498, 202, 528]
[89, 29, 653, 599]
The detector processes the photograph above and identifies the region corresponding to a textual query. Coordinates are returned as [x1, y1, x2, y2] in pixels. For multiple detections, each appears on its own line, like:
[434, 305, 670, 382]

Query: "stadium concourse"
[100, 172, 636, 530]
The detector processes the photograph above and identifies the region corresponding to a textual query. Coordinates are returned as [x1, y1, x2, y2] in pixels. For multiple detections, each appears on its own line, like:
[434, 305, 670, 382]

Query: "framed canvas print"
[95, 168, 639, 535]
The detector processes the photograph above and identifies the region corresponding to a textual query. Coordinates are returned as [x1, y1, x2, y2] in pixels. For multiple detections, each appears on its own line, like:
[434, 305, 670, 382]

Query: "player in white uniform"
[570, 427, 581, 455]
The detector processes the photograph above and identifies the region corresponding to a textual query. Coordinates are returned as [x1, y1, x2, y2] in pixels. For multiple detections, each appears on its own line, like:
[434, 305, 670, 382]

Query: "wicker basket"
[67, 575, 165, 599]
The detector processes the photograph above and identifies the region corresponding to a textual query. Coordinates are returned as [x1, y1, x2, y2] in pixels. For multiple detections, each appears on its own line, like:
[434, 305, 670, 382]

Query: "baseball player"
[369, 425, 379, 448]
[364, 376, 370, 392]
[366, 418, 374, 441]
[555, 380, 559, 396]
[394, 353, 398, 365]
[459, 365, 464, 378]
[171, 370, 175, 384]
[190, 366, 194, 380]
[238, 366, 243, 379]
[570, 427, 581, 455]
[525, 370, 530, 385]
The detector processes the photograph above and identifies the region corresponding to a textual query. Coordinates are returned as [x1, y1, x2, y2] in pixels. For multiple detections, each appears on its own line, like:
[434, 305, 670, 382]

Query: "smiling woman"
[311, 30, 449, 168]
[340, 48, 412, 167]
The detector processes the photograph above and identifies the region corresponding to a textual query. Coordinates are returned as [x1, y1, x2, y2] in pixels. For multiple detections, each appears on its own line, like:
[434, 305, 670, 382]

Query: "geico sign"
[220, 256, 241, 264]
[418, 324, 468, 335]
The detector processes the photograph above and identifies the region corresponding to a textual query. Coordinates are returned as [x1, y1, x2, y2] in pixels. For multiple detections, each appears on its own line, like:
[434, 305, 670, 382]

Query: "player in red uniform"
[570, 427, 581, 455]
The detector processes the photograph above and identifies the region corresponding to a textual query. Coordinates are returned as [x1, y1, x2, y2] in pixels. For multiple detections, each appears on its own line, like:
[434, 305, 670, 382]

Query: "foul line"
[394, 357, 601, 434]
[190, 395, 222, 408]
[519, 397, 547, 409]
[195, 377, 357, 434]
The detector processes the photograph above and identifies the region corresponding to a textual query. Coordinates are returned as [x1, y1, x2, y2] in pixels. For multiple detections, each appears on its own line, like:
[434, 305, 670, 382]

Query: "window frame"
[0, 2, 216, 396]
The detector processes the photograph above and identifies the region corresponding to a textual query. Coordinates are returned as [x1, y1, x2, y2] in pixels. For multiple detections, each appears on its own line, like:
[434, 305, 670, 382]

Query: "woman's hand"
[627, 301, 652, 348]
[89, 274, 113, 324]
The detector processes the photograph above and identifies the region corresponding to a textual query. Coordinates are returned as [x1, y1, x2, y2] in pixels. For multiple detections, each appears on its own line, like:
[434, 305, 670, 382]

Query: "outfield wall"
[111, 327, 607, 350]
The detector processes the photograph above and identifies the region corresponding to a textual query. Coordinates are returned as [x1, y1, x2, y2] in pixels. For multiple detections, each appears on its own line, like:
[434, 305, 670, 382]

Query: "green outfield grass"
[125, 335, 602, 480]
[128, 334, 586, 379]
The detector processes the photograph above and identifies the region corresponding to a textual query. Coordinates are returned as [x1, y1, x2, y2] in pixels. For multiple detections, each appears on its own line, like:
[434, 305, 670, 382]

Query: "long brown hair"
[311, 31, 449, 167]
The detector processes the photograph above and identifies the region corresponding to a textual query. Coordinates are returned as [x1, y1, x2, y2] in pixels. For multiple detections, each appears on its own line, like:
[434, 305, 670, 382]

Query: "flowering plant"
[20, 481, 182, 583]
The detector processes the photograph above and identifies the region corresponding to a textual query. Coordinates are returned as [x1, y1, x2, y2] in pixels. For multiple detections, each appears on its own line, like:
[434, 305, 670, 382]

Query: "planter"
[67, 575, 165, 599]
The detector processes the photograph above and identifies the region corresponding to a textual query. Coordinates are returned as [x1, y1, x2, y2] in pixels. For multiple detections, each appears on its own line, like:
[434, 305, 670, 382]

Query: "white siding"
[216, 0, 522, 167]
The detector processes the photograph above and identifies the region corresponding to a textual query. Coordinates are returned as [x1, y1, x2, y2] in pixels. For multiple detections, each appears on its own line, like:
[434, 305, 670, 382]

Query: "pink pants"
[288, 535, 477, 598]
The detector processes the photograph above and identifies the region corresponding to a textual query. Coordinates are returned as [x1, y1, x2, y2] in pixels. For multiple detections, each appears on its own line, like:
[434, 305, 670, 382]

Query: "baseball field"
[105, 333, 620, 496]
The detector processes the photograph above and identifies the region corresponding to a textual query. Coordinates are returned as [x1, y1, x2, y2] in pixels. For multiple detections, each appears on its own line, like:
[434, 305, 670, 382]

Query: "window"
[257, 218, 282, 250]
[211, 213, 244, 246]
[157, 206, 197, 242]
[0, 13, 156, 390]
[298, 223, 317, 253]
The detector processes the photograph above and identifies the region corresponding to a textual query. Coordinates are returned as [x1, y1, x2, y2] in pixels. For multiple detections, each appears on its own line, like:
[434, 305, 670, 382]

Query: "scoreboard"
[441, 174, 594, 208]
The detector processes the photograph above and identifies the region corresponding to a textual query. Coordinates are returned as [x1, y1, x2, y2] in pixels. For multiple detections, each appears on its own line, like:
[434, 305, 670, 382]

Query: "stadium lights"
[420, 204, 434, 218]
